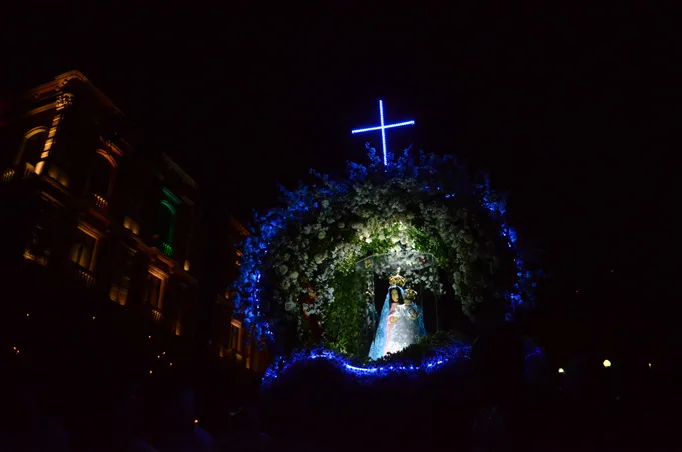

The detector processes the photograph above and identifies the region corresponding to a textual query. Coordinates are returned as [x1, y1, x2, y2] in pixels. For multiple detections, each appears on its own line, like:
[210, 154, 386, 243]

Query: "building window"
[245, 341, 253, 369]
[145, 268, 166, 311]
[70, 228, 97, 270]
[109, 276, 130, 306]
[175, 311, 183, 336]
[88, 151, 117, 198]
[47, 165, 69, 187]
[156, 200, 176, 256]
[109, 250, 134, 305]
[228, 319, 243, 355]
[15, 127, 48, 167]
[123, 216, 140, 235]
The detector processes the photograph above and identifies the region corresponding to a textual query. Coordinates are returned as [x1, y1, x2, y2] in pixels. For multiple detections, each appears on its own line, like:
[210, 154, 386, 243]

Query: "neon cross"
[351, 100, 415, 166]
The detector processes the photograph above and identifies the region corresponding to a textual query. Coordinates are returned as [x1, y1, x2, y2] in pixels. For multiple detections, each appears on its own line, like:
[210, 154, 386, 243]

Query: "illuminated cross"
[351, 100, 415, 166]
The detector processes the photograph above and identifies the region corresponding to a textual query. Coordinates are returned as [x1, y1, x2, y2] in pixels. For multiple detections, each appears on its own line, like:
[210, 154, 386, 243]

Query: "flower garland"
[233, 147, 538, 347]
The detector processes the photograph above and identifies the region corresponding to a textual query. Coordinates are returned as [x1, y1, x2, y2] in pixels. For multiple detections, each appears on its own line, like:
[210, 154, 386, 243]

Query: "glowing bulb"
[194, 419, 198, 424]
[92, 316, 95, 320]
[170, 362, 173, 366]
[648, 363, 652, 368]
[26, 313, 30, 317]
[149, 370, 153, 375]
[558, 368, 565, 374]
[157, 355, 161, 359]
[603, 359, 611, 368]
[162, 351, 166, 355]
[148, 335, 151, 339]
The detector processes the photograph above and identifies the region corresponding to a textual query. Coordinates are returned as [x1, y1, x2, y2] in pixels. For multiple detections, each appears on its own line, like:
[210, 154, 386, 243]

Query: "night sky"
[1, 5, 675, 354]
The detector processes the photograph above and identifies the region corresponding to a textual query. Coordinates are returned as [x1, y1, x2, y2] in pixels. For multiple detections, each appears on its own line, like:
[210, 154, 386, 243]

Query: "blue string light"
[235, 149, 539, 345]
[262, 343, 473, 387]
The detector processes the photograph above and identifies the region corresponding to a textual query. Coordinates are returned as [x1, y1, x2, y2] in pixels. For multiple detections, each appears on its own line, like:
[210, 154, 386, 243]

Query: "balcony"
[3, 162, 40, 185]
[151, 308, 164, 324]
[90, 193, 109, 213]
[2, 168, 15, 184]
[73, 266, 96, 288]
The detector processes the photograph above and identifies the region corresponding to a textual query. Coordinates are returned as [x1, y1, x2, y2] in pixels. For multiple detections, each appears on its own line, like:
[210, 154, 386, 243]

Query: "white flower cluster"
[267, 178, 465, 321]
[235, 149, 524, 341]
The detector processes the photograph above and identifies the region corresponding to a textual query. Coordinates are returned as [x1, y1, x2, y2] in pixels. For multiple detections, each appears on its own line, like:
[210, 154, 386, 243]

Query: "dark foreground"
[3, 334, 680, 451]
[1, 266, 679, 450]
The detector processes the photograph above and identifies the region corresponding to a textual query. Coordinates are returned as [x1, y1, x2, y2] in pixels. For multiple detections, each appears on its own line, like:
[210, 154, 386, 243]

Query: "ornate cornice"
[56, 92, 74, 110]
[24, 102, 57, 118]
[161, 153, 198, 190]
[28, 70, 88, 100]
[25, 71, 123, 116]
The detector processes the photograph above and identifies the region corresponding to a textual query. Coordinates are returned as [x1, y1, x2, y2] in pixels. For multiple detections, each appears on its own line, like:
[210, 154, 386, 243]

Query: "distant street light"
[603, 359, 612, 368]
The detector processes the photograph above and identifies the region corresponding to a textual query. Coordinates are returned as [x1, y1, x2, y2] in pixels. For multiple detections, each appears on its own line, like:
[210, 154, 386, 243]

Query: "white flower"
[278, 265, 288, 275]
[321, 199, 330, 208]
[289, 271, 299, 280]
[318, 231, 326, 240]
[338, 222, 345, 229]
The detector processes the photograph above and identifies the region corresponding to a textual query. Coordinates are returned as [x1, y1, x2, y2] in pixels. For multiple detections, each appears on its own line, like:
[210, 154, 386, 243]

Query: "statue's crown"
[389, 269, 406, 288]
[405, 288, 418, 301]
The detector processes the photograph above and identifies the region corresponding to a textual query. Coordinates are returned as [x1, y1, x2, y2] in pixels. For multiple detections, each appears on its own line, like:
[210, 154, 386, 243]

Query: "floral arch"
[233, 147, 537, 354]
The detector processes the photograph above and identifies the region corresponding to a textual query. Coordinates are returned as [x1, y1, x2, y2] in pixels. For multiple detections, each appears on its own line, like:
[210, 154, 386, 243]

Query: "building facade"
[0, 70, 272, 376]
[204, 216, 272, 374]
[0, 71, 201, 342]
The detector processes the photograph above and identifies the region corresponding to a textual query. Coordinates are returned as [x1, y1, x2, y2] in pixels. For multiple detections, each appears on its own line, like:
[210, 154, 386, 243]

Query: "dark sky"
[1, 4, 675, 351]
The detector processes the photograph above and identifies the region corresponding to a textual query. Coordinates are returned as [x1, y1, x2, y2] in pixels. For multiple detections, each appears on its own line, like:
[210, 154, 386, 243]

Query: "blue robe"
[368, 286, 426, 360]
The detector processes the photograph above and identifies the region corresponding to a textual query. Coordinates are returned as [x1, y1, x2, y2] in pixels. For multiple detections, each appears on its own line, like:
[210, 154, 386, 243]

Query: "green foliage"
[324, 269, 363, 355]
[234, 147, 537, 348]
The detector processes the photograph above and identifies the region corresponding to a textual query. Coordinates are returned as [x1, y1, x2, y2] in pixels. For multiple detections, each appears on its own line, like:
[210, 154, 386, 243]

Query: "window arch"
[15, 127, 48, 166]
[88, 150, 117, 197]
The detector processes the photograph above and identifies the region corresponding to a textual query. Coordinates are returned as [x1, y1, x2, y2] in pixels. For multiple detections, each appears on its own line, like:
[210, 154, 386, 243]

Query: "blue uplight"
[351, 100, 415, 166]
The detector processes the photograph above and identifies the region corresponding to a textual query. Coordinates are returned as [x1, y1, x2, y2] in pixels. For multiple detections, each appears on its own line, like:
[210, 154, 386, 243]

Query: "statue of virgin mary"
[368, 270, 427, 360]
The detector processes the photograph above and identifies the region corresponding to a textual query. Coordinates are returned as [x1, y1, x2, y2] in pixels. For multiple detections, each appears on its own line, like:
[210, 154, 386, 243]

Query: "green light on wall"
[161, 241, 174, 257]
[160, 200, 176, 243]
[158, 187, 179, 257]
